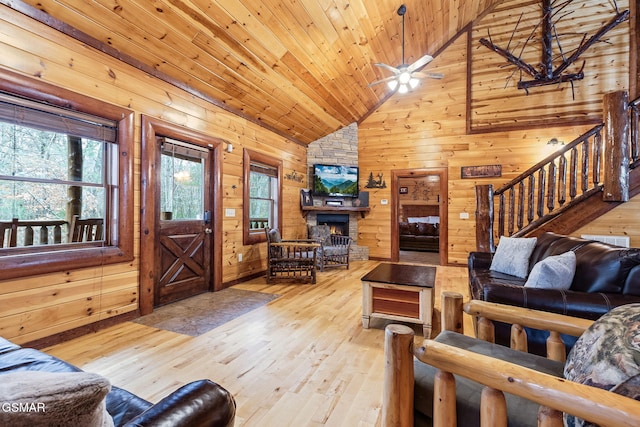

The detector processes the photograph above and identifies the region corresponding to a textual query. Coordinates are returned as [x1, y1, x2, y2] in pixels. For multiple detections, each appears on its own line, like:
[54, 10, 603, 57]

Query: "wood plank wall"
[358, 0, 630, 264]
[0, 5, 307, 344]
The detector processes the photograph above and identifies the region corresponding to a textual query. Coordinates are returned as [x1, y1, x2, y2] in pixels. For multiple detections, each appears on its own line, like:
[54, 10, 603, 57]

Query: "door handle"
[205, 228, 212, 234]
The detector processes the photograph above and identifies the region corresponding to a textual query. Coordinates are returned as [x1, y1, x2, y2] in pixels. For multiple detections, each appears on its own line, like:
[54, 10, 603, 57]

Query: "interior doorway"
[391, 168, 448, 265]
[139, 116, 224, 315]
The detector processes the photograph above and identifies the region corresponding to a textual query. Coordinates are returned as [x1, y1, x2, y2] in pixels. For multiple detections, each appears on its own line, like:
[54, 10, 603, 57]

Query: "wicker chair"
[265, 228, 319, 284]
[307, 225, 352, 271]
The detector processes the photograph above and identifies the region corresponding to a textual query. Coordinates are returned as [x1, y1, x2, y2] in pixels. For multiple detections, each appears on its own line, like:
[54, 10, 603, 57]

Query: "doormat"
[133, 288, 280, 336]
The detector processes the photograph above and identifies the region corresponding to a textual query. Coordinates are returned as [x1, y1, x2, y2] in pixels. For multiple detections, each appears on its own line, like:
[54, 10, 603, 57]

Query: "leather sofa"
[0, 336, 235, 426]
[468, 232, 640, 354]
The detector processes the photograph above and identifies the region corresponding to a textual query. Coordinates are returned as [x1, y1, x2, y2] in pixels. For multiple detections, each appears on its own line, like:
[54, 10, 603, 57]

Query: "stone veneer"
[307, 123, 369, 261]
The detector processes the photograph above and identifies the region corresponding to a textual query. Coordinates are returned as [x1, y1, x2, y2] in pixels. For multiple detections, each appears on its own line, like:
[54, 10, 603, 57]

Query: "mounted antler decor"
[479, 0, 629, 95]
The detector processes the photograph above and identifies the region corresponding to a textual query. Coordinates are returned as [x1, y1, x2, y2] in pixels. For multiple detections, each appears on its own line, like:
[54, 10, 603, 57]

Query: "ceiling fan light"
[387, 80, 399, 90]
[409, 78, 420, 89]
[398, 84, 408, 94]
[398, 71, 411, 84]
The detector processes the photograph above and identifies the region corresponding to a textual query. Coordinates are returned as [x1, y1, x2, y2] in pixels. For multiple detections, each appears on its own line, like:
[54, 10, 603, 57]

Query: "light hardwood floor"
[43, 260, 471, 426]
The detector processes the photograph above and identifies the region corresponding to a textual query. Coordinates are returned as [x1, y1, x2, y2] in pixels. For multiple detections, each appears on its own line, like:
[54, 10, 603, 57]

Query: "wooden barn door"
[155, 138, 213, 306]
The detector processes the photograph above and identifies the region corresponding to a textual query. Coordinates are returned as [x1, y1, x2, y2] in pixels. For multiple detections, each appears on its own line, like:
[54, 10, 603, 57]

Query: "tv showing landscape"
[312, 164, 359, 197]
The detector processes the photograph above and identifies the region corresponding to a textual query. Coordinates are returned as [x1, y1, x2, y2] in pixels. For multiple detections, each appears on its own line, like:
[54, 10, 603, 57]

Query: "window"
[0, 94, 115, 247]
[243, 149, 282, 245]
[0, 71, 134, 280]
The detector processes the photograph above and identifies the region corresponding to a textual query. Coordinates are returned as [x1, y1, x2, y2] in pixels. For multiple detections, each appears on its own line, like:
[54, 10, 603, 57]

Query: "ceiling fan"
[369, 4, 444, 93]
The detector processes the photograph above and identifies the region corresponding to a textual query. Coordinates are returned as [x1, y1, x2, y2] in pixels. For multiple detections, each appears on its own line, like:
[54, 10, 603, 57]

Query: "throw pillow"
[489, 236, 537, 279]
[524, 251, 576, 290]
[0, 371, 113, 427]
[564, 303, 640, 427]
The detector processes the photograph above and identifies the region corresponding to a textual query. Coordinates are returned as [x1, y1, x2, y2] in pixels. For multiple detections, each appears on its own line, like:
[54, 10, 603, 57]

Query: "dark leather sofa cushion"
[572, 243, 640, 293]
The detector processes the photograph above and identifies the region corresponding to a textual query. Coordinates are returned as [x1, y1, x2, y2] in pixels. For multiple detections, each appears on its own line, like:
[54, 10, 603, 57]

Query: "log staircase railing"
[476, 91, 634, 252]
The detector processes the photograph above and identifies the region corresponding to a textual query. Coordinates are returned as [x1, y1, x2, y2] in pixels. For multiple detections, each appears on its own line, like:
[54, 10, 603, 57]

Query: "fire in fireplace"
[316, 214, 349, 236]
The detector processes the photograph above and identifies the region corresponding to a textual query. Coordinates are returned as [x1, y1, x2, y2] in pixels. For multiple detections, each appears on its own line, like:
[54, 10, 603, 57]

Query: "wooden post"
[433, 370, 456, 427]
[546, 331, 566, 363]
[538, 406, 563, 427]
[383, 324, 414, 427]
[510, 323, 528, 352]
[475, 184, 495, 252]
[477, 316, 495, 343]
[480, 387, 507, 427]
[602, 90, 630, 201]
[441, 292, 464, 333]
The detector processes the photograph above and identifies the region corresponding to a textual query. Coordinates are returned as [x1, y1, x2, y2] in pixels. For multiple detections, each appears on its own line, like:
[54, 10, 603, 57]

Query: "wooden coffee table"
[361, 263, 436, 338]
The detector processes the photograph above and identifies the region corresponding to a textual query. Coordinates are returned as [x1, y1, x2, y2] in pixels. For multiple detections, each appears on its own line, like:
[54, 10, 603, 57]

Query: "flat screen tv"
[312, 164, 359, 197]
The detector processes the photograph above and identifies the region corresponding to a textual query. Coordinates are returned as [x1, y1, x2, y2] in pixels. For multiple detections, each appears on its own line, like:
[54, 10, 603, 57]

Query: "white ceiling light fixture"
[369, 4, 444, 94]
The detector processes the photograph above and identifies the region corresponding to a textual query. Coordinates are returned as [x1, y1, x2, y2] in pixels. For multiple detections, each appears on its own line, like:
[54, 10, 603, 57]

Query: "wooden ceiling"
[16, 0, 501, 145]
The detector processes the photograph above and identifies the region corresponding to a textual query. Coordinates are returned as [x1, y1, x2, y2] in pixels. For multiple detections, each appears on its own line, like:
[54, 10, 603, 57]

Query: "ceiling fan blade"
[374, 63, 401, 74]
[407, 54, 434, 72]
[368, 75, 399, 87]
[412, 71, 445, 80]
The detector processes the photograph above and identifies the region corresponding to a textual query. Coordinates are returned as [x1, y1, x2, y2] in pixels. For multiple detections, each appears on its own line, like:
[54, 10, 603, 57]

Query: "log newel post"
[602, 90, 630, 201]
[475, 184, 495, 253]
[382, 324, 414, 427]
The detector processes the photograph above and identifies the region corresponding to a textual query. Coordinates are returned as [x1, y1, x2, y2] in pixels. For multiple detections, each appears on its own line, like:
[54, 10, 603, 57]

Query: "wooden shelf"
[301, 205, 370, 218]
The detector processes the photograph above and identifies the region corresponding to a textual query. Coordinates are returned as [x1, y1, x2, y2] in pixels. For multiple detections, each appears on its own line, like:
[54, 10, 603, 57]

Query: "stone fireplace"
[306, 123, 369, 261]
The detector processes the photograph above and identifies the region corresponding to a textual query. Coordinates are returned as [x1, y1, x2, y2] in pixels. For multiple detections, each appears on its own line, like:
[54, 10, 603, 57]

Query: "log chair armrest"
[123, 380, 236, 427]
[415, 339, 640, 427]
[464, 300, 593, 338]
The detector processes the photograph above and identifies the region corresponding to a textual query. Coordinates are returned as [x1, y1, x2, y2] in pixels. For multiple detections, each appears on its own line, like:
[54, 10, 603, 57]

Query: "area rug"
[133, 288, 280, 336]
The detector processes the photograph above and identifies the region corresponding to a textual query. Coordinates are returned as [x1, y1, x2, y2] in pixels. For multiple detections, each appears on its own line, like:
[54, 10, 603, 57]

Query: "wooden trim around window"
[243, 149, 283, 245]
[0, 69, 134, 280]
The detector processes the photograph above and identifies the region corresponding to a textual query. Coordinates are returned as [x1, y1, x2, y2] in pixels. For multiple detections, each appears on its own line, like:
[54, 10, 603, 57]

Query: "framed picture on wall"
[300, 189, 313, 207]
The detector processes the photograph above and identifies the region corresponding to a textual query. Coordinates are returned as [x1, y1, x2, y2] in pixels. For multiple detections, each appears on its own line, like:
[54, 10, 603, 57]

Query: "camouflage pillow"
[564, 303, 640, 427]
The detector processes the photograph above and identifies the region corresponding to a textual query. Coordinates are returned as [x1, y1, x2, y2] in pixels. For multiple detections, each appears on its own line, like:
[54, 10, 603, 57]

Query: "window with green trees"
[243, 149, 282, 245]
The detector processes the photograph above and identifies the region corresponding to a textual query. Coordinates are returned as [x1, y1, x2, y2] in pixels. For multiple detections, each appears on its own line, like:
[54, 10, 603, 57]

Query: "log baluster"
[569, 146, 578, 200]
[557, 153, 567, 206]
[527, 175, 535, 224]
[507, 187, 515, 235]
[581, 137, 590, 195]
[39, 225, 48, 245]
[547, 160, 556, 212]
[517, 181, 524, 230]
[593, 130, 602, 185]
[498, 192, 505, 238]
[24, 225, 34, 246]
[537, 168, 546, 219]
[54, 224, 62, 244]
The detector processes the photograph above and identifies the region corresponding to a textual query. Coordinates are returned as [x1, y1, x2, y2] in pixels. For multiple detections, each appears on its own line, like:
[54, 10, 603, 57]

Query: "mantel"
[301, 206, 370, 218]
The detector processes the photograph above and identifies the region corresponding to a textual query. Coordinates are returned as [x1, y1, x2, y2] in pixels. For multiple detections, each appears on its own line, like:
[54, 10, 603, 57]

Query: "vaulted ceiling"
[16, 0, 501, 145]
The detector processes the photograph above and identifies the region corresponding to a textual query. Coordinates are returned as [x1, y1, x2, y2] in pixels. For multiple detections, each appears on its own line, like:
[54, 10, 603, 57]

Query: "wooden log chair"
[265, 228, 319, 284]
[307, 224, 352, 271]
[383, 292, 640, 427]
